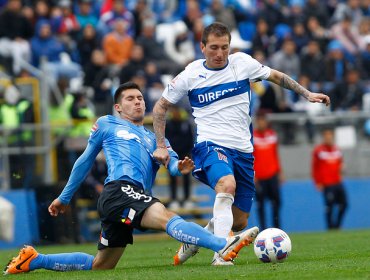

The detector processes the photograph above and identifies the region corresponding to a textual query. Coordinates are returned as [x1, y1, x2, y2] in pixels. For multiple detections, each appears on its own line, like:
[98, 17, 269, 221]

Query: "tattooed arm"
[152, 97, 173, 166]
[267, 69, 330, 106]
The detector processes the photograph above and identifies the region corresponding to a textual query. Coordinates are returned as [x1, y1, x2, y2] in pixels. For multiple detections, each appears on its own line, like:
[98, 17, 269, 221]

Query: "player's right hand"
[48, 198, 67, 217]
[153, 147, 170, 167]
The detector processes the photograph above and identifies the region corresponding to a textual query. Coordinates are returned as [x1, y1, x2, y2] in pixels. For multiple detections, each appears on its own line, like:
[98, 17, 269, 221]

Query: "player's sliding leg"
[4, 246, 124, 275]
[4, 246, 94, 274]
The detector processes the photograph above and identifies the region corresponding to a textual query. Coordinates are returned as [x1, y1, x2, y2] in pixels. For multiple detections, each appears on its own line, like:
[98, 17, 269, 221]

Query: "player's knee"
[92, 259, 116, 270]
[215, 175, 236, 194]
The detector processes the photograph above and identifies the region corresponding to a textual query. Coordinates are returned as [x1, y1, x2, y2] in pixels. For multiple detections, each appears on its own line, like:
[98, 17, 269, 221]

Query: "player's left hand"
[48, 198, 68, 217]
[307, 92, 330, 106]
[178, 156, 195, 175]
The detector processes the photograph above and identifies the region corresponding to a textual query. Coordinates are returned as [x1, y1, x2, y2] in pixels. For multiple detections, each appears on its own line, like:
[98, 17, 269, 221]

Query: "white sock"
[204, 218, 214, 233]
[213, 193, 234, 238]
[212, 193, 234, 262]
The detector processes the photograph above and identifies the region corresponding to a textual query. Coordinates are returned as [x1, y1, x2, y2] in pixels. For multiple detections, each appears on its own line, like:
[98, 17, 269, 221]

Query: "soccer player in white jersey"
[153, 22, 330, 266]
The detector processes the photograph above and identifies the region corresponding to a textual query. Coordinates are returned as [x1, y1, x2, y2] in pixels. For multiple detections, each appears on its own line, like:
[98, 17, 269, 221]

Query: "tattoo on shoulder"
[280, 74, 310, 99]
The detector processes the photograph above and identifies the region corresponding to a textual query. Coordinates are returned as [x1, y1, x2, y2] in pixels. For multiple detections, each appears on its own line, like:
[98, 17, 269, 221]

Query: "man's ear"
[114, 103, 121, 113]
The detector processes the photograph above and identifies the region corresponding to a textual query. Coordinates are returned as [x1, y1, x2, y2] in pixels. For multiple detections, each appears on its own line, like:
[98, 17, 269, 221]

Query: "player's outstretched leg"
[4, 245, 94, 275]
[167, 216, 258, 265]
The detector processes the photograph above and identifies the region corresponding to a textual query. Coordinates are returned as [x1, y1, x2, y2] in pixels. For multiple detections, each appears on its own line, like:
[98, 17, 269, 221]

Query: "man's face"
[323, 130, 334, 145]
[201, 34, 230, 69]
[115, 89, 146, 123]
[256, 117, 268, 131]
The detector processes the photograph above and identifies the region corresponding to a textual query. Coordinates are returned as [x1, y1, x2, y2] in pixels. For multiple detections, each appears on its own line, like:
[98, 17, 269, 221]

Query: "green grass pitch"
[1, 229, 369, 280]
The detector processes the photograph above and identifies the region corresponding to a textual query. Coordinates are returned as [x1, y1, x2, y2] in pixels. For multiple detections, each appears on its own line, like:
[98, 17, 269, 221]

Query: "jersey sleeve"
[238, 52, 271, 82]
[165, 138, 182, 176]
[162, 68, 189, 104]
[58, 118, 105, 204]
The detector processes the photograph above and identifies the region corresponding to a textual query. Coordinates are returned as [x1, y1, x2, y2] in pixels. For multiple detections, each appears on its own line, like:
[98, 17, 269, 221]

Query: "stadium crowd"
[0, 0, 369, 116]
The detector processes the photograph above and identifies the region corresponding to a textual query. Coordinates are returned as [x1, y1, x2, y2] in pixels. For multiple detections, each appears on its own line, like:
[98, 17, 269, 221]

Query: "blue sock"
[166, 215, 226, 252]
[30, 252, 94, 271]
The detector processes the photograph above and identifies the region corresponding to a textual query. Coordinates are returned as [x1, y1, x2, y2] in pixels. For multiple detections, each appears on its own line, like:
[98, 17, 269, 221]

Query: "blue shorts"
[192, 141, 255, 213]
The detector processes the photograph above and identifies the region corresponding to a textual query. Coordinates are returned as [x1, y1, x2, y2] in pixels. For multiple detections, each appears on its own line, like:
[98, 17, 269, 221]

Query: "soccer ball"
[253, 228, 292, 263]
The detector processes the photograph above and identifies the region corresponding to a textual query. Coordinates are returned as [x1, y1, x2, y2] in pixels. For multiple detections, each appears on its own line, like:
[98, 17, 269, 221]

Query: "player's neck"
[124, 118, 144, 126]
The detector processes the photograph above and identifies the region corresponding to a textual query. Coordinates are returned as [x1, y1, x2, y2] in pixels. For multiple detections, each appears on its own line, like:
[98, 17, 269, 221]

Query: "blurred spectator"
[331, 0, 364, 26]
[102, 18, 134, 68]
[131, 0, 154, 39]
[57, 0, 80, 38]
[259, 0, 285, 28]
[0, 84, 34, 188]
[329, 68, 365, 111]
[303, 0, 329, 26]
[312, 127, 347, 230]
[253, 111, 283, 230]
[252, 18, 276, 57]
[145, 61, 162, 88]
[207, 0, 237, 31]
[286, 0, 305, 26]
[83, 49, 113, 116]
[161, 20, 195, 66]
[76, 0, 98, 31]
[300, 40, 326, 83]
[271, 38, 300, 79]
[291, 21, 310, 53]
[361, 36, 370, 79]
[136, 19, 181, 74]
[183, 0, 202, 31]
[360, 0, 370, 16]
[331, 14, 366, 58]
[191, 17, 205, 59]
[97, 0, 135, 37]
[77, 24, 100, 68]
[32, 0, 61, 32]
[144, 62, 164, 112]
[358, 17, 370, 41]
[70, 90, 95, 139]
[305, 16, 331, 51]
[165, 105, 194, 210]
[324, 40, 351, 82]
[30, 20, 81, 83]
[119, 44, 147, 83]
[252, 49, 283, 114]
[0, 0, 33, 75]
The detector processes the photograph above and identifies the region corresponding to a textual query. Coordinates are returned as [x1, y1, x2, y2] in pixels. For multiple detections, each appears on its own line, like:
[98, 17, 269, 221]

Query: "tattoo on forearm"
[153, 98, 171, 147]
[280, 74, 310, 99]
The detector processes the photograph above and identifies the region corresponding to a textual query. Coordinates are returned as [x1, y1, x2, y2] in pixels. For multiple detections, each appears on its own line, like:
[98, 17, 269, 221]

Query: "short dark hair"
[201, 22, 231, 45]
[114, 82, 142, 104]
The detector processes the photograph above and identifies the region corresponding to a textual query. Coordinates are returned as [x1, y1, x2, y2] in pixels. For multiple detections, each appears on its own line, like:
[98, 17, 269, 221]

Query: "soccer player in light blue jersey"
[153, 22, 330, 265]
[4, 82, 258, 275]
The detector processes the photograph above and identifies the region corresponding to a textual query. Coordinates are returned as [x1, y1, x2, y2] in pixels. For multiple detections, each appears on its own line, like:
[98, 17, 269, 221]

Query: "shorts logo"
[121, 185, 152, 203]
[215, 148, 228, 163]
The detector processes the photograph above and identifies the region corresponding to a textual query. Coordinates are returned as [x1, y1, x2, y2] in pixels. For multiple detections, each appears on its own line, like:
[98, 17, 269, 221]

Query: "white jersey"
[162, 52, 271, 153]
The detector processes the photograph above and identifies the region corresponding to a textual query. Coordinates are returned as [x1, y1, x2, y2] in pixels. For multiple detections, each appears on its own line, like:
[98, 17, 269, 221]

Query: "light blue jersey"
[59, 115, 180, 204]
